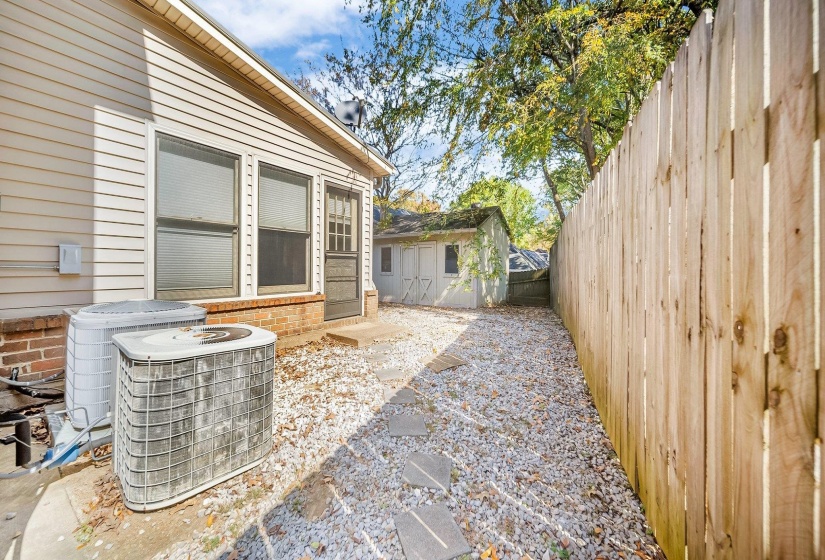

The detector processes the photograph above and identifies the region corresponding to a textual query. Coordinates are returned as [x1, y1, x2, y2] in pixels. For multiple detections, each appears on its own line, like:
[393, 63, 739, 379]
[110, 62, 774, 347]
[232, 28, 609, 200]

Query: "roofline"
[138, 0, 396, 176]
[479, 208, 513, 239]
[374, 228, 479, 240]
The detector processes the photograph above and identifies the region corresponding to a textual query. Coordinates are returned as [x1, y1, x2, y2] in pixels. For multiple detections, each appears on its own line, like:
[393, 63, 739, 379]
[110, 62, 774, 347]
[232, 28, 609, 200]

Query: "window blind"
[259, 165, 309, 231]
[156, 134, 237, 223]
[157, 226, 234, 290]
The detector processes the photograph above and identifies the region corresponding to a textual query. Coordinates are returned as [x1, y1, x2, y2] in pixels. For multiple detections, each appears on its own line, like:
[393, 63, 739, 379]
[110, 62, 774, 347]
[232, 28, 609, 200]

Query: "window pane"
[259, 165, 309, 231]
[157, 134, 237, 223]
[381, 247, 392, 273]
[258, 229, 309, 289]
[445, 244, 459, 274]
[157, 226, 234, 291]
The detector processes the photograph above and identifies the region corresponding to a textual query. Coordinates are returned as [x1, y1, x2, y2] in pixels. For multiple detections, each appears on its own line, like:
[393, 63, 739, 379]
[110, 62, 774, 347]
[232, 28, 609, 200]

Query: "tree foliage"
[351, 0, 716, 234]
[295, 41, 434, 209]
[452, 178, 538, 247]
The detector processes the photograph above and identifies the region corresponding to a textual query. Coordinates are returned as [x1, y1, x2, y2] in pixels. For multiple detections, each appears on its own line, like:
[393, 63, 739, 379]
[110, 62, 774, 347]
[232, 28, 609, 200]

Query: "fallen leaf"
[324, 412, 336, 421]
[226, 551, 238, 560]
[491, 390, 499, 399]
[206, 514, 215, 527]
[594, 527, 602, 534]
[461, 402, 469, 411]
[481, 544, 494, 559]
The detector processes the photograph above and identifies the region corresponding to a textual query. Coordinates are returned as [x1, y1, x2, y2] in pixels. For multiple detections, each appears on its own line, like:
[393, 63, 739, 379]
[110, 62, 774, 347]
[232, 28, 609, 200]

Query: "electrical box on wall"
[59, 244, 82, 274]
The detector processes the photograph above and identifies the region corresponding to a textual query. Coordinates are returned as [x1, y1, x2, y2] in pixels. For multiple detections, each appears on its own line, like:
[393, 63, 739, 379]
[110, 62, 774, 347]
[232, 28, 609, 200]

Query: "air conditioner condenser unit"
[65, 300, 206, 428]
[112, 324, 276, 511]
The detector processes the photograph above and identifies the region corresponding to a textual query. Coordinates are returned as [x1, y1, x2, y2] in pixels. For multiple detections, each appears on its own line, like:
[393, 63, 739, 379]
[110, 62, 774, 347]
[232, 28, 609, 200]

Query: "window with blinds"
[155, 133, 239, 299]
[257, 163, 311, 293]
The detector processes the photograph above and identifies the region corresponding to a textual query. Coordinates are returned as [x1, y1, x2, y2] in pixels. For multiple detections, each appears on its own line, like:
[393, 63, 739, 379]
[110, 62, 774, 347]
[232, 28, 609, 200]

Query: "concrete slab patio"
[375, 367, 405, 382]
[388, 415, 428, 437]
[325, 321, 407, 347]
[384, 387, 416, 404]
[401, 452, 452, 491]
[394, 504, 471, 560]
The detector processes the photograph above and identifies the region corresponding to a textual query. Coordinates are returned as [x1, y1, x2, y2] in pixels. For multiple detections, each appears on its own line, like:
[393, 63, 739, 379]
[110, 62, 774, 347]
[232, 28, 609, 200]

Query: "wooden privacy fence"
[507, 269, 550, 306]
[547, 3, 823, 559]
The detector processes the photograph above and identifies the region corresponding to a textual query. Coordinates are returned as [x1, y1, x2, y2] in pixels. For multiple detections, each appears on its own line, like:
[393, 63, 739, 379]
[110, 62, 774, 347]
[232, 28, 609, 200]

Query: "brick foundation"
[199, 294, 327, 337]
[365, 289, 379, 319]
[1, 293, 371, 399]
[0, 314, 67, 385]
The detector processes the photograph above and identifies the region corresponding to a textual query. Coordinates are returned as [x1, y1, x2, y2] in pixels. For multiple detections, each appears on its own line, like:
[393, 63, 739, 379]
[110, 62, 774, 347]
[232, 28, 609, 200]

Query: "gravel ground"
[160, 305, 662, 560]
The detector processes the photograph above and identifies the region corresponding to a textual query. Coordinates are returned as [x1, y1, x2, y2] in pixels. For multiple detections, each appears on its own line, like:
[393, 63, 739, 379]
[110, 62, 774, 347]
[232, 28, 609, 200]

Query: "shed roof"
[375, 206, 511, 238]
[137, 0, 395, 177]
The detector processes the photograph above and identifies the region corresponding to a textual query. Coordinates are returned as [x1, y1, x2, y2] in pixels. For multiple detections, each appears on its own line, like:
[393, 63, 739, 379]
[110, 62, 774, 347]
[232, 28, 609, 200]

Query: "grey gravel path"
[156, 305, 662, 560]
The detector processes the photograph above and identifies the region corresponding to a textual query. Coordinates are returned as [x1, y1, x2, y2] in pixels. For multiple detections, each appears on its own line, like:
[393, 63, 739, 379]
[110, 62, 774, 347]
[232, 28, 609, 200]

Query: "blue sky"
[197, 0, 362, 78]
[195, 0, 548, 210]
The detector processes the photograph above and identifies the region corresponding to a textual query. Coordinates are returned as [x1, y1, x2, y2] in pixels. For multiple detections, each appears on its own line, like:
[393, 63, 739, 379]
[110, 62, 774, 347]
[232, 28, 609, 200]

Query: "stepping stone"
[421, 353, 467, 373]
[371, 343, 394, 352]
[401, 452, 452, 491]
[384, 387, 416, 404]
[394, 505, 471, 560]
[367, 353, 389, 364]
[388, 415, 428, 437]
[375, 367, 405, 382]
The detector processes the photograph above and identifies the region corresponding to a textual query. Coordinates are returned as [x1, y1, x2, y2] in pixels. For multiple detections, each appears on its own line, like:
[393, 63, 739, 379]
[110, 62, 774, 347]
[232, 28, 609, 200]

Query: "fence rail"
[547, 3, 823, 558]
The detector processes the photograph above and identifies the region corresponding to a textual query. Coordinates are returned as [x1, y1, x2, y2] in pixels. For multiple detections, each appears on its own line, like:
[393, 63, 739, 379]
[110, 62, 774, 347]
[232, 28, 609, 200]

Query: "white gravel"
[160, 305, 661, 560]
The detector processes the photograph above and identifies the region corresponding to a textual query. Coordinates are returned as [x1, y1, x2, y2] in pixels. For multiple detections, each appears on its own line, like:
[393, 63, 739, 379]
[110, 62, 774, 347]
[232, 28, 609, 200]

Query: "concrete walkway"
[372, 341, 470, 560]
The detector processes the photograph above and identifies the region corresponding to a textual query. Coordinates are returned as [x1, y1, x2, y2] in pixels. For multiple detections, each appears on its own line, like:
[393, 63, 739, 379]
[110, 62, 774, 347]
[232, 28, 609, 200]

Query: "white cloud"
[196, 0, 357, 50]
[293, 39, 332, 61]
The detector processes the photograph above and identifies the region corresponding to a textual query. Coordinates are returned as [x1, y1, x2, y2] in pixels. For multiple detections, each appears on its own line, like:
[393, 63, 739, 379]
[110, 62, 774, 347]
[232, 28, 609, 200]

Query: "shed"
[373, 207, 510, 308]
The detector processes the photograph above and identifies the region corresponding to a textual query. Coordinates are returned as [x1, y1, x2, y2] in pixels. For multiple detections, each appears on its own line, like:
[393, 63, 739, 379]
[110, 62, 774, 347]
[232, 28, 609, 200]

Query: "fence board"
[818, 0, 825, 555]
[767, 1, 817, 557]
[666, 40, 689, 560]
[684, 12, 713, 559]
[730, 0, 767, 557]
[703, 0, 734, 556]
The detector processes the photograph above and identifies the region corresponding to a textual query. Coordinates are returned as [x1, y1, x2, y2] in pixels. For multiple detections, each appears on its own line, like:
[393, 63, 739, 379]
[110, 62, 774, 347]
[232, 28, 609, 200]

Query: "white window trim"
[251, 154, 318, 297]
[145, 122, 248, 301]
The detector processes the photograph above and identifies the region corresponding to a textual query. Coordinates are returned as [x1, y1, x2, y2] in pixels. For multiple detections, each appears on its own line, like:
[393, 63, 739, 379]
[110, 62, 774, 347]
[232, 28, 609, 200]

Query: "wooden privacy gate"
[507, 269, 549, 306]
[547, 4, 823, 559]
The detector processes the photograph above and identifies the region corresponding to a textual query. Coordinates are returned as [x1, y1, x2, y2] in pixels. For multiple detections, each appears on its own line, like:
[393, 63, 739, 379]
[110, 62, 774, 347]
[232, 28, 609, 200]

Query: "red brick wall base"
[199, 294, 327, 337]
[0, 292, 376, 403]
[1, 315, 67, 383]
[365, 289, 379, 319]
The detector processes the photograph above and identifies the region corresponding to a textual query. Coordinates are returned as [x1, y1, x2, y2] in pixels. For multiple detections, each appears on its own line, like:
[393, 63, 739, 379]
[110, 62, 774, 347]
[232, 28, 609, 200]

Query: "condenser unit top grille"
[82, 300, 189, 314]
[113, 325, 275, 361]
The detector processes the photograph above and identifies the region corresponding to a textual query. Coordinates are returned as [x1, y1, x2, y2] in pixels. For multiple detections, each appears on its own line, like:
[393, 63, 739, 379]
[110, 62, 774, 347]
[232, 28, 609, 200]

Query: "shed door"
[324, 186, 361, 320]
[416, 243, 436, 305]
[401, 246, 416, 304]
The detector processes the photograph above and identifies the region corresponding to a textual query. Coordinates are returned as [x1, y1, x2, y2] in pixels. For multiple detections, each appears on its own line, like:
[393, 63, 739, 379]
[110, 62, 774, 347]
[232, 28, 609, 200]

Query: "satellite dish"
[334, 99, 366, 129]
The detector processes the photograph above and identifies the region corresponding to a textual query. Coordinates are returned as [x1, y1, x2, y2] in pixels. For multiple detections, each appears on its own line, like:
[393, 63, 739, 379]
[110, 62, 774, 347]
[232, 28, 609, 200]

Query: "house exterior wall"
[0, 0, 384, 398]
[373, 233, 477, 308]
[476, 215, 510, 307]
[0, 0, 376, 320]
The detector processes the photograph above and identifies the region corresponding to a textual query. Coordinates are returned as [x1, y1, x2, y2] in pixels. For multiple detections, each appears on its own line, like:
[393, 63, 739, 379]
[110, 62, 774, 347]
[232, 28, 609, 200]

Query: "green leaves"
[452, 178, 538, 247]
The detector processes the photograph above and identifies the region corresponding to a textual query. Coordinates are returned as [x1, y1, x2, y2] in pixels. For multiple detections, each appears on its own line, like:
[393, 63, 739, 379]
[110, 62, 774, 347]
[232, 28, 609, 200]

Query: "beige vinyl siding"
[0, 0, 374, 318]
